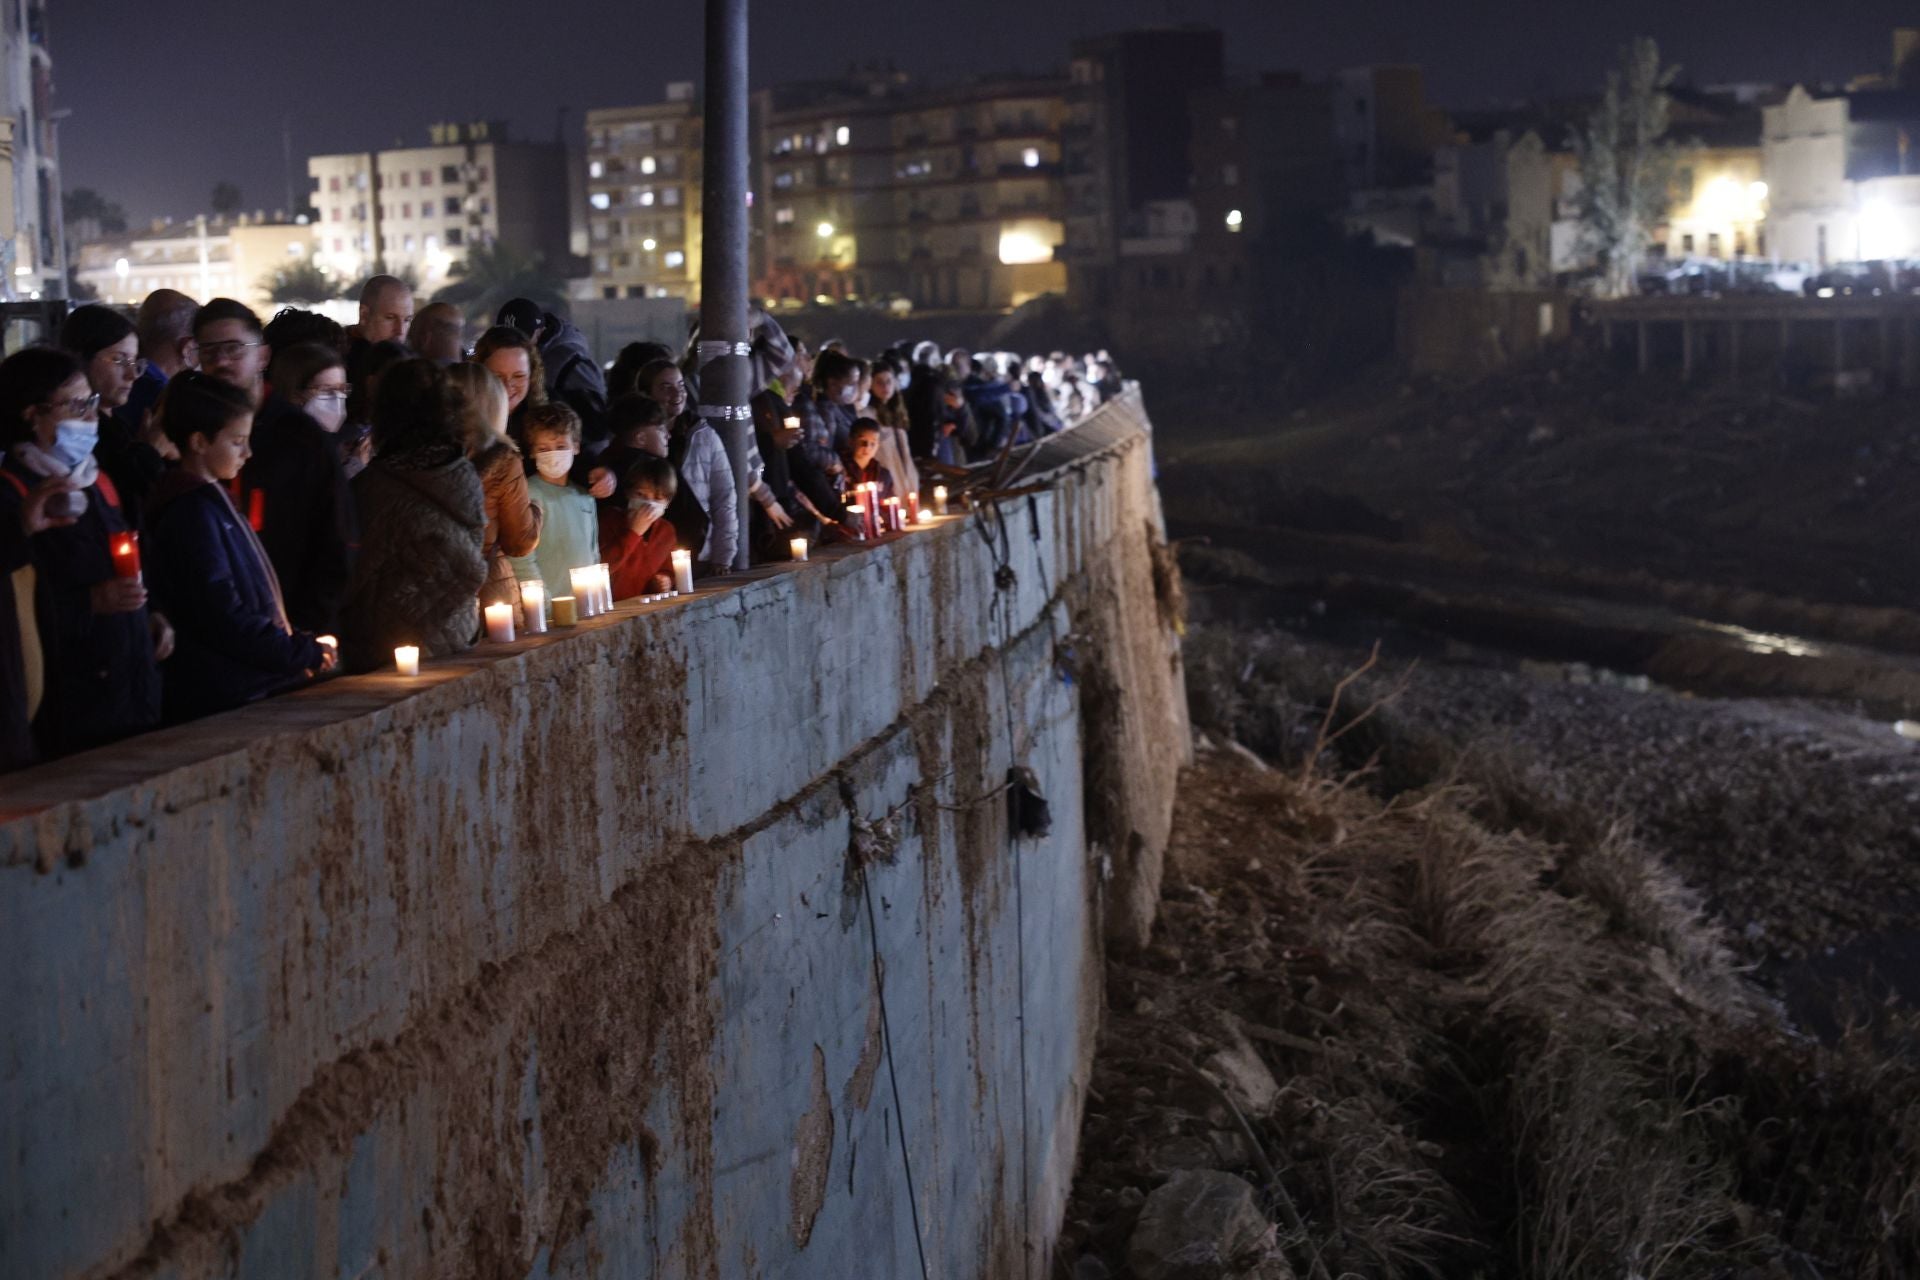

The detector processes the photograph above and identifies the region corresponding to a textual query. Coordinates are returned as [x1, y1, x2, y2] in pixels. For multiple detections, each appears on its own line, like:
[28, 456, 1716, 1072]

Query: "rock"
[1127, 1170, 1281, 1280]
[1206, 1022, 1280, 1117]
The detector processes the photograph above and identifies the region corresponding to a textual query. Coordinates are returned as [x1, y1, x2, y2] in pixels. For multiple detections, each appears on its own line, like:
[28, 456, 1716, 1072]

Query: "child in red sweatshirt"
[599, 453, 679, 600]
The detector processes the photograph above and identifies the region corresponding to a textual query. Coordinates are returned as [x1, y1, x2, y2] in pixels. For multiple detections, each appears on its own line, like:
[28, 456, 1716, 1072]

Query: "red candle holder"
[109, 531, 141, 580]
[905, 492, 920, 526]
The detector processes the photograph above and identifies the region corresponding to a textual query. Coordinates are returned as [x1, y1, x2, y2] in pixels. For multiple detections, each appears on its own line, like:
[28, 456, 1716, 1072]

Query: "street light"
[817, 221, 835, 238]
[643, 237, 658, 251]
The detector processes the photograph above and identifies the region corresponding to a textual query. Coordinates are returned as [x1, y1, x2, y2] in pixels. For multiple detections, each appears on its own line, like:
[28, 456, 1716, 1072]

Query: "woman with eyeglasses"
[0, 346, 171, 759]
[268, 341, 365, 478]
[61, 304, 168, 532]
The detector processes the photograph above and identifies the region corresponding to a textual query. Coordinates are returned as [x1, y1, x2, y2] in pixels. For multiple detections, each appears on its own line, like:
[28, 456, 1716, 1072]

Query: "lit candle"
[569, 567, 598, 617]
[671, 549, 694, 595]
[884, 497, 902, 532]
[109, 531, 141, 581]
[393, 645, 420, 676]
[484, 601, 516, 644]
[844, 504, 865, 540]
[521, 581, 548, 634]
[783, 415, 800, 433]
[932, 484, 948, 516]
[596, 564, 614, 612]
[916, 508, 934, 525]
[904, 492, 920, 525]
[551, 595, 578, 627]
[789, 536, 809, 562]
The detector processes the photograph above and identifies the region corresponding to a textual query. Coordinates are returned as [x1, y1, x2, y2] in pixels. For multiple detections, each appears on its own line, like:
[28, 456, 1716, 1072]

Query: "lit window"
[835, 125, 851, 146]
[1225, 209, 1244, 232]
[425, 235, 439, 253]
[641, 156, 657, 175]
[775, 207, 795, 225]
[642, 237, 657, 251]
[639, 189, 656, 206]
[590, 160, 605, 179]
[665, 250, 685, 268]
[590, 192, 611, 210]
[1023, 147, 1040, 168]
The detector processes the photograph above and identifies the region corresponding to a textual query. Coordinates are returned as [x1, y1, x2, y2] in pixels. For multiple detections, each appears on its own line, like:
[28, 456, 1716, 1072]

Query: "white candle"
[569, 567, 598, 617]
[932, 484, 948, 515]
[521, 581, 547, 634]
[790, 536, 809, 562]
[671, 548, 694, 595]
[394, 645, 420, 676]
[484, 601, 516, 644]
[916, 508, 934, 525]
[596, 564, 614, 612]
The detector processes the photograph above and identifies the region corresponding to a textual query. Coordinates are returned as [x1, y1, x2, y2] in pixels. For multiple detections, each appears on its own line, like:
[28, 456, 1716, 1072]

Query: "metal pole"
[699, 0, 753, 572]
[46, 112, 69, 300]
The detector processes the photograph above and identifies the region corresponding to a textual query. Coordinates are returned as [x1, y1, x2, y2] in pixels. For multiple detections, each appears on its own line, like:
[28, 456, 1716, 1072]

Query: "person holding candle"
[506, 402, 600, 605]
[447, 363, 543, 616]
[62, 304, 171, 534]
[0, 346, 170, 757]
[145, 372, 337, 723]
[0, 468, 85, 773]
[599, 455, 679, 601]
[865, 361, 920, 504]
[839, 421, 897, 507]
[338, 359, 486, 672]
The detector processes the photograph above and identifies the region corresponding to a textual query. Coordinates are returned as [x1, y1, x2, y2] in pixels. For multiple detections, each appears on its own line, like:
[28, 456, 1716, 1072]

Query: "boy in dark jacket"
[147, 373, 336, 723]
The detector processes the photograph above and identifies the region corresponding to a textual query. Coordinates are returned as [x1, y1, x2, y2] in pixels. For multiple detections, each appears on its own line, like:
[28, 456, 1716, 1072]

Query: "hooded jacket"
[339, 451, 486, 671]
[669, 419, 737, 571]
[145, 470, 323, 722]
[0, 455, 159, 757]
[539, 316, 610, 442]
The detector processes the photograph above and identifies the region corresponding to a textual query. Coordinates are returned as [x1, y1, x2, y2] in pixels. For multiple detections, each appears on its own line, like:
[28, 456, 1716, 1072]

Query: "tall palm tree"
[434, 241, 568, 325]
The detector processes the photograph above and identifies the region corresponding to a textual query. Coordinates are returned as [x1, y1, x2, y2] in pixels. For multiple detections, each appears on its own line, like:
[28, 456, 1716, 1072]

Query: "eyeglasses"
[105, 355, 150, 376]
[45, 391, 101, 417]
[198, 339, 261, 362]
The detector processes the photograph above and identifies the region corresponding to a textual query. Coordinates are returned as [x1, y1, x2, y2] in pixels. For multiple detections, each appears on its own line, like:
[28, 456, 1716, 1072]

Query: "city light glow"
[1226, 208, 1244, 231]
[817, 221, 835, 238]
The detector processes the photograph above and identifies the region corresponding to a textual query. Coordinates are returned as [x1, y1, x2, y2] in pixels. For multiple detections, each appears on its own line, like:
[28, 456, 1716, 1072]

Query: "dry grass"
[1058, 625, 1920, 1280]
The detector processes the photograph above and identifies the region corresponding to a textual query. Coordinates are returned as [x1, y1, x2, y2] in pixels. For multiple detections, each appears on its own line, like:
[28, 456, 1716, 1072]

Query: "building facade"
[308, 122, 571, 296]
[585, 83, 703, 300]
[0, 0, 57, 299]
[75, 216, 315, 315]
[751, 71, 1067, 311]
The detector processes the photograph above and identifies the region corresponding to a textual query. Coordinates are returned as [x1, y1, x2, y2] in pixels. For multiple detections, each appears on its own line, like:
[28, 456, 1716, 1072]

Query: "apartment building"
[585, 83, 703, 300]
[754, 70, 1068, 311]
[74, 216, 314, 314]
[307, 121, 571, 294]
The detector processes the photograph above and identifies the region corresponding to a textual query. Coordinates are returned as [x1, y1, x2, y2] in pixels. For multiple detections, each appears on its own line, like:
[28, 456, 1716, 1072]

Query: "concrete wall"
[0, 395, 1187, 1280]
[1396, 285, 1572, 376]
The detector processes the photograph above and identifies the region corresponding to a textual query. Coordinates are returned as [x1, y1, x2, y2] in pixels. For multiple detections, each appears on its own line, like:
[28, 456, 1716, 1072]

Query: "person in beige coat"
[446, 363, 541, 610]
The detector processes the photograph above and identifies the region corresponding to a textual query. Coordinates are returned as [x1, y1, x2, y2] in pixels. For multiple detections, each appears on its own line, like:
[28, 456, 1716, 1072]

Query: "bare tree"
[1571, 38, 1679, 298]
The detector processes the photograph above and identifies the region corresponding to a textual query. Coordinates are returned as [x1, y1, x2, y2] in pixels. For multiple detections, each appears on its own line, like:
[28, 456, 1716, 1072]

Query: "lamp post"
[698, 0, 753, 571]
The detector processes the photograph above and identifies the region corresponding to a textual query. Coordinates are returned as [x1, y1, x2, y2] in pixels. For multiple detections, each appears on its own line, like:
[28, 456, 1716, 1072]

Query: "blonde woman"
[447, 361, 541, 609]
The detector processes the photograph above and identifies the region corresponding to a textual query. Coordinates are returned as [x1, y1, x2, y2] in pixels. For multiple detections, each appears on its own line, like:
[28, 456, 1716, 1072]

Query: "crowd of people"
[0, 274, 1125, 774]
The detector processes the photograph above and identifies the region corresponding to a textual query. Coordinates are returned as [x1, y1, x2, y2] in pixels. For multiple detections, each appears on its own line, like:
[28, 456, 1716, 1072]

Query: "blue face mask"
[52, 419, 98, 470]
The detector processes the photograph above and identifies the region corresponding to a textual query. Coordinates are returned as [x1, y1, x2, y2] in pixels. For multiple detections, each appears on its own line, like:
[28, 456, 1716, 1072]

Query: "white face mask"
[52, 419, 99, 469]
[534, 447, 575, 482]
[304, 391, 347, 433]
[627, 497, 668, 519]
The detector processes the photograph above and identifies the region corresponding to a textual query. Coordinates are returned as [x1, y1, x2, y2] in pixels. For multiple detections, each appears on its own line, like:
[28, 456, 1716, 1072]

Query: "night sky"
[56, 0, 1918, 224]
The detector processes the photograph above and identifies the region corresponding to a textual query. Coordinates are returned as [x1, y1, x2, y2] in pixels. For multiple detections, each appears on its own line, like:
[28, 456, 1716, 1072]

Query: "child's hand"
[587, 467, 616, 500]
[649, 573, 672, 594]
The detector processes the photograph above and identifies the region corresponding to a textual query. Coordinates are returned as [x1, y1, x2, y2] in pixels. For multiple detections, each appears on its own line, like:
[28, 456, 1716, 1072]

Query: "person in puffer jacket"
[338, 359, 487, 672]
[639, 357, 737, 574]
